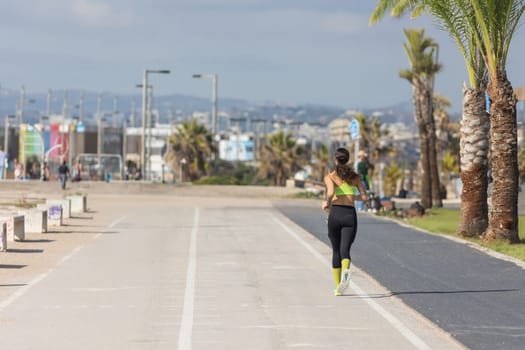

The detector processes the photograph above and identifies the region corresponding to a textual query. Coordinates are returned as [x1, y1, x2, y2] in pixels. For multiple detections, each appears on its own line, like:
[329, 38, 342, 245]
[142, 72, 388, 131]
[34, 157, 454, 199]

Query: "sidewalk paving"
[0, 184, 468, 349]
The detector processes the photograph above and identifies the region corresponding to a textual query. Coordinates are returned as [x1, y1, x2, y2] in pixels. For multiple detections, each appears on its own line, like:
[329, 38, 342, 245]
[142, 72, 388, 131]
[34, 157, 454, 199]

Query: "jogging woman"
[322, 147, 367, 296]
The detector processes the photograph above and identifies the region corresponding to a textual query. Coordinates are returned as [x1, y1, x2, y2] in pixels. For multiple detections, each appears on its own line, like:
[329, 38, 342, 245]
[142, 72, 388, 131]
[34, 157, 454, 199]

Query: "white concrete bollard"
[46, 199, 71, 219]
[66, 195, 87, 213]
[20, 209, 48, 234]
[36, 204, 63, 227]
[0, 215, 26, 242]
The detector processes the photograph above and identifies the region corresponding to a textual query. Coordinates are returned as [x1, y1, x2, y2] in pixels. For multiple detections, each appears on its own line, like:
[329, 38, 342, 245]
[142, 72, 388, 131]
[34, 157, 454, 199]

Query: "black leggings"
[327, 205, 358, 268]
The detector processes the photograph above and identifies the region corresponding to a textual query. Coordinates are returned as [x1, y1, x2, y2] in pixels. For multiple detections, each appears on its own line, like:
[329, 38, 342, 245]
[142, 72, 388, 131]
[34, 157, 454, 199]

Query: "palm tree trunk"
[458, 86, 489, 237]
[414, 82, 432, 208]
[485, 71, 519, 243]
[425, 89, 443, 207]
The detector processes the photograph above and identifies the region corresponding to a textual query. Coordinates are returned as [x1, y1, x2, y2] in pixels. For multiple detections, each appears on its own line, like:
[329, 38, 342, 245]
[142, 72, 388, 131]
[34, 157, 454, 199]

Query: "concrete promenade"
[0, 180, 465, 349]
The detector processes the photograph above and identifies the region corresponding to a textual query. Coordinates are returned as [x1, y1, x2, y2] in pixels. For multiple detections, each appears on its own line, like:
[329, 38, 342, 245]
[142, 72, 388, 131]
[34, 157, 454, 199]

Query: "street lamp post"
[96, 92, 107, 180]
[3, 115, 16, 179]
[192, 73, 218, 136]
[18, 85, 25, 125]
[137, 83, 153, 180]
[141, 69, 170, 181]
[69, 116, 79, 167]
[37, 115, 49, 181]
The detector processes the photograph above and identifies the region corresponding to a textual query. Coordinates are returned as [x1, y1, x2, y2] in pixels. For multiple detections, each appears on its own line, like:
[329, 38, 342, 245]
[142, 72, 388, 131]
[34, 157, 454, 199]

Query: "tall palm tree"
[471, 1, 524, 243]
[399, 28, 442, 208]
[258, 131, 305, 186]
[371, 0, 492, 237]
[165, 119, 214, 181]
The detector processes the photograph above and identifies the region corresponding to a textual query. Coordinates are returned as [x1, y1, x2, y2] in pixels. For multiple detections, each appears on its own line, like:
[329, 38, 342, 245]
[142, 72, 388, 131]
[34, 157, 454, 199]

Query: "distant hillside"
[0, 88, 435, 128]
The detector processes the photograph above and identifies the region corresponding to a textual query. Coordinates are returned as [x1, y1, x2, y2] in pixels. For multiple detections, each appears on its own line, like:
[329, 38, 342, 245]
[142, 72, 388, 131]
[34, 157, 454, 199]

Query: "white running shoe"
[336, 269, 350, 294]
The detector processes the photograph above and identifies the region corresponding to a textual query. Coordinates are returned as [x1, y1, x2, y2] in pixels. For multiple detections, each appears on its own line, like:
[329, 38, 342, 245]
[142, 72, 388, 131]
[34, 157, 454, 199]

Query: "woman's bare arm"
[322, 175, 334, 211]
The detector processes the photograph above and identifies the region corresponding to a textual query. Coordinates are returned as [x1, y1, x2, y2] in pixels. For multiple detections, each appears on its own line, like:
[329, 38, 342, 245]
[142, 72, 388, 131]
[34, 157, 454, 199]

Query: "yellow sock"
[332, 268, 341, 288]
[341, 258, 351, 271]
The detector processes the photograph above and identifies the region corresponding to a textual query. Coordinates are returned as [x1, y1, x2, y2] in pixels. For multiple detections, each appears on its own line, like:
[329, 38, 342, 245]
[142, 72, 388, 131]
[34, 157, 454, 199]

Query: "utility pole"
[113, 95, 119, 128]
[46, 89, 52, 117]
[79, 90, 84, 122]
[18, 85, 25, 124]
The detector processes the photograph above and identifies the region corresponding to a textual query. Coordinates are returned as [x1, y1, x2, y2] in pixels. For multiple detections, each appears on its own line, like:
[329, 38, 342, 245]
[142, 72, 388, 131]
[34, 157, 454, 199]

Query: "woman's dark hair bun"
[335, 147, 350, 164]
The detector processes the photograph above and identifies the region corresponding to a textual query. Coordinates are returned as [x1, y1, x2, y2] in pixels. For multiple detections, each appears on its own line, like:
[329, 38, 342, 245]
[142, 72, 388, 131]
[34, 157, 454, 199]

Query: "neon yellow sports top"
[334, 181, 358, 196]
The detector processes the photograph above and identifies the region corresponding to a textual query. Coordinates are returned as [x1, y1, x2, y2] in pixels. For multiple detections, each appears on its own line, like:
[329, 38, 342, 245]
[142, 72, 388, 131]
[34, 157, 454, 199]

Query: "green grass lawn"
[405, 208, 525, 262]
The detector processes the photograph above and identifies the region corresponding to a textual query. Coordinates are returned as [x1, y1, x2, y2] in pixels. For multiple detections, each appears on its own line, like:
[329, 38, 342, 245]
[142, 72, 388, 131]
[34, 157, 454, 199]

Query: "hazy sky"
[1, 0, 524, 112]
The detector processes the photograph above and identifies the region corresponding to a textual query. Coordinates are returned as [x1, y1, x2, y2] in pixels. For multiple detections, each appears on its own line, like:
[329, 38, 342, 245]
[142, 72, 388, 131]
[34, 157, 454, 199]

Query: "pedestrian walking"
[58, 160, 70, 190]
[42, 162, 50, 181]
[72, 159, 82, 182]
[13, 158, 23, 180]
[322, 147, 367, 296]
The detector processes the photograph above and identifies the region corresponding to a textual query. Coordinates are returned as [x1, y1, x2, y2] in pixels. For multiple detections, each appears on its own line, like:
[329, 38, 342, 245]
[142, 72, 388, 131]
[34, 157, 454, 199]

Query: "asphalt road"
[0, 190, 464, 350]
[274, 199, 525, 350]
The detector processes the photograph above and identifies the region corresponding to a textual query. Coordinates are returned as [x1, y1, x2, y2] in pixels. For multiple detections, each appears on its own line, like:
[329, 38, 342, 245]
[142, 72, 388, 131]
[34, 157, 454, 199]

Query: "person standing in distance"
[322, 147, 367, 296]
[58, 160, 70, 190]
[357, 150, 374, 191]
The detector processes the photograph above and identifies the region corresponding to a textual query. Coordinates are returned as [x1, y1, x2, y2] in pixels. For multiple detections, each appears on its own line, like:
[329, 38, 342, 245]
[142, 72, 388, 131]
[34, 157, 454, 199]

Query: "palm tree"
[399, 28, 442, 208]
[371, 0, 525, 242]
[371, 0, 491, 237]
[354, 113, 391, 190]
[472, 1, 524, 243]
[258, 131, 305, 186]
[165, 119, 214, 181]
[355, 113, 383, 163]
[311, 143, 330, 183]
[433, 93, 453, 169]
[384, 162, 404, 197]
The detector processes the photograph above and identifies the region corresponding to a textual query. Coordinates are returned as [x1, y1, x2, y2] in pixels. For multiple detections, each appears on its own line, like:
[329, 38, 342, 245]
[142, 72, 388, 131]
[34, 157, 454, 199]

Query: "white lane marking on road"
[58, 246, 83, 264]
[271, 214, 432, 350]
[0, 269, 51, 310]
[95, 215, 127, 238]
[0, 216, 127, 311]
[178, 207, 199, 350]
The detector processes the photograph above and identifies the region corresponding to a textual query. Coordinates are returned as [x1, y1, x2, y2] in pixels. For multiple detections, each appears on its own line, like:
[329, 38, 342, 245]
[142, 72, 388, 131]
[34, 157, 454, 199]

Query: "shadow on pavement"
[345, 288, 520, 299]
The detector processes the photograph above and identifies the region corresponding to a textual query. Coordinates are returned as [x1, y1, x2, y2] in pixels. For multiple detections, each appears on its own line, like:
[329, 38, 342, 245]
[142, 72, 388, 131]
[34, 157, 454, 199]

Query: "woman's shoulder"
[324, 171, 334, 179]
